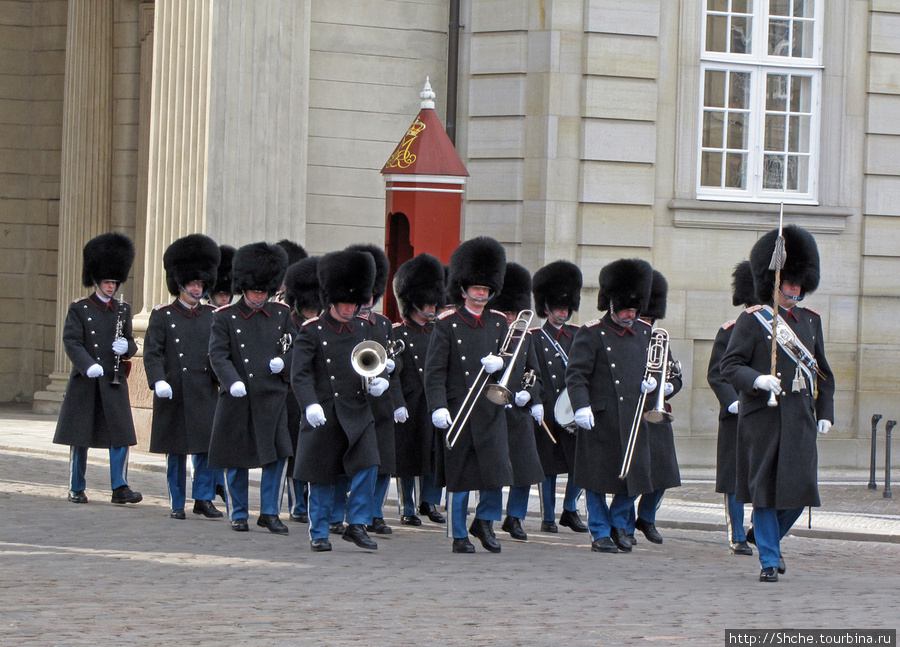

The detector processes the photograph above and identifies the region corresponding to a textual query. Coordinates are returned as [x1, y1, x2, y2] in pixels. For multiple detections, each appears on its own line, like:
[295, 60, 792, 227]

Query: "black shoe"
[591, 536, 619, 553]
[257, 514, 289, 535]
[193, 500, 224, 518]
[610, 527, 632, 552]
[231, 518, 249, 532]
[634, 518, 663, 544]
[759, 566, 779, 582]
[559, 509, 589, 533]
[67, 490, 88, 504]
[366, 517, 393, 535]
[469, 518, 501, 553]
[342, 523, 378, 550]
[501, 516, 528, 541]
[289, 512, 308, 523]
[401, 514, 422, 526]
[170, 509, 186, 520]
[627, 533, 637, 545]
[452, 537, 476, 553]
[111, 485, 142, 504]
[730, 540, 754, 556]
[215, 483, 227, 503]
[541, 520, 558, 533]
[746, 526, 756, 546]
[778, 556, 786, 574]
[329, 522, 345, 535]
[419, 502, 446, 524]
[310, 538, 332, 552]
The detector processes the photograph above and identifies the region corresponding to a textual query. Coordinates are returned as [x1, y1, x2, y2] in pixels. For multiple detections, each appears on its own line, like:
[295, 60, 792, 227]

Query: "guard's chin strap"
[179, 285, 209, 302]
[463, 288, 492, 304]
[779, 289, 803, 302]
[245, 293, 269, 309]
[610, 302, 637, 327]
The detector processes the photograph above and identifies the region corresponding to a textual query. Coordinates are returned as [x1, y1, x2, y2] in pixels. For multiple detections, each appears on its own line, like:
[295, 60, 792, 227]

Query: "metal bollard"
[884, 420, 896, 500]
[869, 414, 882, 490]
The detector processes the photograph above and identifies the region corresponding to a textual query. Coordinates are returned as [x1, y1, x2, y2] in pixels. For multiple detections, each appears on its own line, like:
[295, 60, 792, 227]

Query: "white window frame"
[697, 0, 824, 205]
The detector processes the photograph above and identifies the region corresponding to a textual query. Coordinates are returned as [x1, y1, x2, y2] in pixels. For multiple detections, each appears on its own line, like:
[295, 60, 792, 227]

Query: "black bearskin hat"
[346, 243, 390, 298]
[533, 260, 582, 317]
[212, 245, 235, 296]
[643, 270, 668, 322]
[597, 258, 653, 313]
[393, 253, 445, 321]
[232, 242, 288, 294]
[81, 232, 135, 287]
[447, 236, 506, 302]
[318, 249, 376, 307]
[731, 261, 758, 308]
[750, 225, 820, 304]
[283, 256, 322, 314]
[490, 263, 532, 314]
[162, 234, 221, 296]
[276, 239, 308, 267]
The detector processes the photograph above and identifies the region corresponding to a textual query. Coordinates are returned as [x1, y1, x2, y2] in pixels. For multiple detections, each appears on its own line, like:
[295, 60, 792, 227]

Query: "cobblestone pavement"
[1, 447, 899, 647]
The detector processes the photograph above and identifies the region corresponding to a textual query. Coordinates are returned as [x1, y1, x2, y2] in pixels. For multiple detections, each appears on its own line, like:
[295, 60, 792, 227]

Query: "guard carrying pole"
[884, 420, 896, 500]
[869, 414, 882, 490]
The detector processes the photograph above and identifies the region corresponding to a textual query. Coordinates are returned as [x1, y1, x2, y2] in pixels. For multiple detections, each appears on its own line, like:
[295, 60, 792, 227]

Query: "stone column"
[34, 1, 113, 413]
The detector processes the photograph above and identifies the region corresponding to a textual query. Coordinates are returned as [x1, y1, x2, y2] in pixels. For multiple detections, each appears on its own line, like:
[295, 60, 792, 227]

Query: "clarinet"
[110, 293, 125, 387]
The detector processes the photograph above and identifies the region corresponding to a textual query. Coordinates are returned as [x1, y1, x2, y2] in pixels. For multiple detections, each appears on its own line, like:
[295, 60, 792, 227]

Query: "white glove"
[269, 357, 284, 374]
[386, 358, 396, 374]
[817, 420, 832, 435]
[754, 374, 781, 393]
[86, 363, 104, 378]
[515, 390, 531, 407]
[154, 380, 173, 399]
[368, 377, 389, 397]
[432, 408, 452, 429]
[727, 400, 740, 415]
[480, 354, 504, 374]
[229, 381, 247, 397]
[306, 403, 326, 427]
[574, 406, 594, 430]
[530, 403, 544, 424]
[111, 338, 128, 355]
[641, 376, 658, 394]
[394, 406, 409, 423]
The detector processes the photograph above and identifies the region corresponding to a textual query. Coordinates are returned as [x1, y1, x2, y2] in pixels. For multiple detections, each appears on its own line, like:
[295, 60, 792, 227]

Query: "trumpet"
[445, 309, 534, 449]
[386, 338, 405, 360]
[350, 340, 388, 393]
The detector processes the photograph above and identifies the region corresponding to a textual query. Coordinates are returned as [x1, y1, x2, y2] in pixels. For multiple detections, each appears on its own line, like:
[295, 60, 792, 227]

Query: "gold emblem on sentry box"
[386, 117, 426, 169]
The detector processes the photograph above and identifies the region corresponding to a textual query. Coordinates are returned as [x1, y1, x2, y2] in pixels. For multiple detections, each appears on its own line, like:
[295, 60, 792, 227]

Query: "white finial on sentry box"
[420, 77, 436, 110]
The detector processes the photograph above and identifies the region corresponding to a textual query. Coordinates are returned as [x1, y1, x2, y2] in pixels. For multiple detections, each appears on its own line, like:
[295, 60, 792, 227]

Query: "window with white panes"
[698, 0, 822, 203]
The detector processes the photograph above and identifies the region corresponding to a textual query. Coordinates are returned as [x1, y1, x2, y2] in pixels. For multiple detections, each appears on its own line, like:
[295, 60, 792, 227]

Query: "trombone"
[351, 340, 388, 393]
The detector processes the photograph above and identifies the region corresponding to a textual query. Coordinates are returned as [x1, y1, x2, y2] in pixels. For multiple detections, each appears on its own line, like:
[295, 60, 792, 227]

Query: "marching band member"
[392, 253, 447, 526]
[425, 236, 513, 553]
[209, 245, 235, 308]
[720, 225, 834, 582]
[208, 242, 295, 535]
[531, 261, 588, 534]
[144, 234, 223, 520]
[54, 233, 142, 506]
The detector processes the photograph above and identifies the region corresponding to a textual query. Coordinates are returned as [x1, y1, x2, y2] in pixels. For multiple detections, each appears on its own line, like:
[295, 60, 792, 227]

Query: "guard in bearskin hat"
[565, 258, 658, 554]
[707, 261, 758, 557]
[720, 225, 834, 582]
[53, 232, 142, 505]
[424, 236, 513, 554]
[291, 249, 384, 552]
[144, 234, 224, 521]
[209, 244, 236, 307]
[207, 242, 295, 536]
[391, 253, 447, 526]
[530, 260, 588, 535]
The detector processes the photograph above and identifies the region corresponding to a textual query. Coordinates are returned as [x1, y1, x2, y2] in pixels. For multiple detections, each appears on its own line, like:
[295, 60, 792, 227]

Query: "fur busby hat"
[162, 234, 220, 296]
[643, 270, 668, 322]
[345, 243, 390, 298]
[750, 225, 820, 304]
[318, 249, 376, 307]
[82, 232, 135, 287]
[731, 261, 759, 308]
[490, 263, 532, 314]
[447, 236, 506, 303]
[283, 256, 322, 314]
[533, 260, 582, 317]
[232, 242, 289, 294]
[597, 258, 653, 313]
[212, 245, 235, 296]
[275, 239, 308, 267]
[393, 253, 445, 321]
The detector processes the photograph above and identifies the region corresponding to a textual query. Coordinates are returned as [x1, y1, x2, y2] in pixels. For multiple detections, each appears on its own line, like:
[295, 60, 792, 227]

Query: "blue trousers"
[308, 467, 377, 540]
[191, 453, 220, 501]
[725, 493, 747, 542]
[286, 476, 309, 516]
[447, 488, 502, 539]
[397, 474, 443, 516]
[753, 506, 804, 569]
[585, 490, 636, 541]
[506, 485, 531, 519]
[372, 473, 390, 519]
[166, 453, 220, 510]
[330, 475, 350, 524]
[626, 488, 665, 533]
[539, 475, 582, 521]
[224, 459, 287, 521]
[69, 445, 129, 491]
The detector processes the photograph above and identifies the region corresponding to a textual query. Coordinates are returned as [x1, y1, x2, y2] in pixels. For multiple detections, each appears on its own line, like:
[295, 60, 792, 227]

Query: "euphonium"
[350, 340, 388, 393]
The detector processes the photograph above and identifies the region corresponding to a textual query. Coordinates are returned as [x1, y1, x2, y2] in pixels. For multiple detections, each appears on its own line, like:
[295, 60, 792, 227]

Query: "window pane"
[788, 115, 810, 153]
[792, 20, 814, 57]
[705, 70, 726, 108]
[794, 0, 813, 18]
[708, 0, 728, 11]
[706, 14, 728, 52]
[727, 112, 747, 149]
[731, 16, 751, 54]
[766, 74, 788, 111]
[763, 154, 785, 189]
[733, 0, 751, 13]
[768, 18, 790, 56]
[730, 72, 751, 109]
[703, 111, 725, 148]
[726, 153, 747, 188]
[701, 152, 724, 187]
[769, 0, 790, 16]
[765, 114, 786, 151]
[787, 155, 809, 191]
[789, 75, 811, 112]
